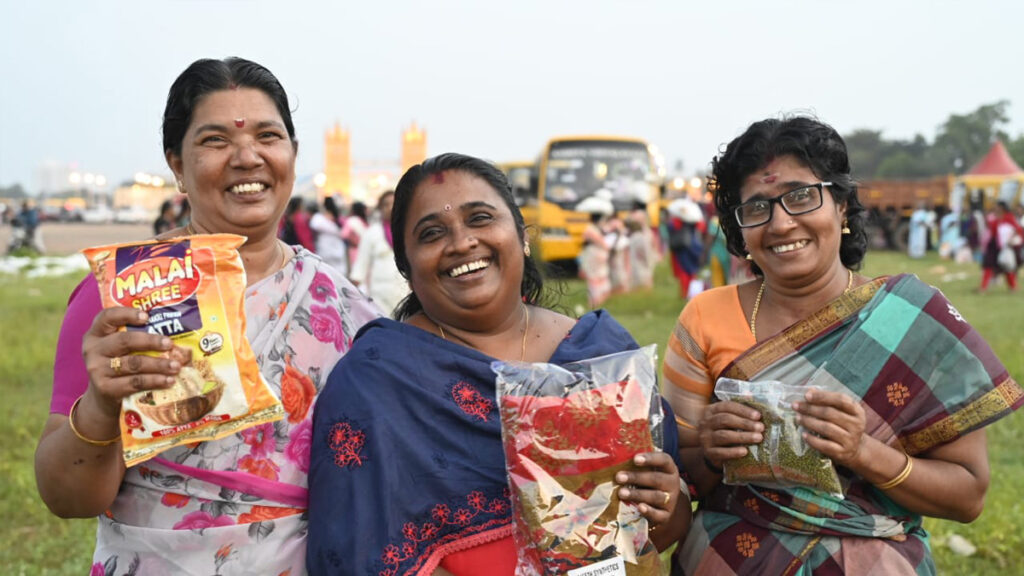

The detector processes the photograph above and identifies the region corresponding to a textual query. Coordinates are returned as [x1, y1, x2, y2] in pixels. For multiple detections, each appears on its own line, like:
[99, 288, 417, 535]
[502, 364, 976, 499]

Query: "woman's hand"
[615, 452, 680, 525]
[698, 400, 764, 469]
[615, 451, 691, 550]
[82, 307, 179, 414]
[793, 389, 867, 468]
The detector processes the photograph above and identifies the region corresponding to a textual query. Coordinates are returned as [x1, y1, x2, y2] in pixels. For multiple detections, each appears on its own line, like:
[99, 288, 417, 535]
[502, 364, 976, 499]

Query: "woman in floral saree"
[35, 58, 379, 575]
[664, 116, 1022, 575]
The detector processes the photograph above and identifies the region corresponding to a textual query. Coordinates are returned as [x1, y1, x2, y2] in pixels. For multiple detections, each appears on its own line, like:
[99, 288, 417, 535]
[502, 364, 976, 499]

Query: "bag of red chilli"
[82, 233, 284, 466]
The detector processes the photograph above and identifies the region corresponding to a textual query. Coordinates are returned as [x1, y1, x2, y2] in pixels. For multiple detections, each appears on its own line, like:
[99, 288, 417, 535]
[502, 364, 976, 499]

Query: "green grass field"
[3, 251, 1022, 574]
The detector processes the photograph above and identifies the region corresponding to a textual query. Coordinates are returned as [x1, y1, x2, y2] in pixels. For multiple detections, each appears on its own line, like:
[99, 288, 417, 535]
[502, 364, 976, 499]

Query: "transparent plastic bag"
[714, 378, 843, 498]
[492, 345, 663, 576]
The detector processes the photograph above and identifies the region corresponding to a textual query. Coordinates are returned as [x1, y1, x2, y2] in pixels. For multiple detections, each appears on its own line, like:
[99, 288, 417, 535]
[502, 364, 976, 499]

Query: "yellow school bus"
[501, 136, 664, 263]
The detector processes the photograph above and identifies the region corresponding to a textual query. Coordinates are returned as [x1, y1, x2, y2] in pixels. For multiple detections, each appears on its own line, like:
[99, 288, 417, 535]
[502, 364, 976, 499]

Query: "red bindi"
[432, 173, 445, 184]
[234, 118, 245, 128]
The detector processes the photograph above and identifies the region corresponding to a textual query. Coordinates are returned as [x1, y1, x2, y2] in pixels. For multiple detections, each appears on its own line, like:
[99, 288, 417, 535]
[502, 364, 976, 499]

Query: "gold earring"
[745, 253, 753, 261]
[842, 219, 851, 235]
[524, 242, 531, 257]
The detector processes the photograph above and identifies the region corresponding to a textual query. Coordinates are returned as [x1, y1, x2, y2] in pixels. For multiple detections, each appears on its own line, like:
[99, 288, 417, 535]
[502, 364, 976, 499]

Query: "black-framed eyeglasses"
[733, 182, 832, 228]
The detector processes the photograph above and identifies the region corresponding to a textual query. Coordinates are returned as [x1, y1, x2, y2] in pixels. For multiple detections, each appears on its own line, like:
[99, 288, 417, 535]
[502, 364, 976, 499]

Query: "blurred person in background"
[665, 115, 1020, 575]
[704, 214, 731, 287]
[628, 201, 656, 290]
[606, 212, 631, 294]
[280, 196, 315, 251]
[340, 200, 368, 276]
[907, 202, 931, 259]
[153, 199, 176, 236]
[577, 196, 614, 308]
[978, 200, 1023, 292]
[34, 57, 378, 575]
[175, 198, 191, 228]
[666, 197, 705, 298]
[310, 195, 347, 275]
[350, 190, 409, 316]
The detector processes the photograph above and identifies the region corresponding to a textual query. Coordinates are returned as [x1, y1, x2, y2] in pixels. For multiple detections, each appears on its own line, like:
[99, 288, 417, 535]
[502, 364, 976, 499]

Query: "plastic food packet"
[82, 234, 284, 466]
[714, 378, 843, 497]
[492, 345, 664, 576]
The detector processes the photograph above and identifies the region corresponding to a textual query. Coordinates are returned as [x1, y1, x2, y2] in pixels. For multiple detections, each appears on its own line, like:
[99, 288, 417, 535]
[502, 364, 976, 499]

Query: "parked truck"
[857, 175, 953, 250]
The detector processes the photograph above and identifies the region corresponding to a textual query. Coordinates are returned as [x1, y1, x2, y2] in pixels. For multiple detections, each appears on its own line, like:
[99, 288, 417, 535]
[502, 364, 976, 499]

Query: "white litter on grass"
[946, 533, 977, 557]
[940, 272, 971, 283]
[0, 254, 90, 278]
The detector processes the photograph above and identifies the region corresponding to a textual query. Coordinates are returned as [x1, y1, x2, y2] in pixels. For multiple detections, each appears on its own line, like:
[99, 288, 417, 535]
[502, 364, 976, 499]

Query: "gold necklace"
[437, 305, 530, 362]
[750, 269, 853, 339]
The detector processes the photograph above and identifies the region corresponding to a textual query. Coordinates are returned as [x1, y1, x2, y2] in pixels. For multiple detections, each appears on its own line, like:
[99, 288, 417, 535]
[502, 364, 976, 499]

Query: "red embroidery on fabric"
[329, 421, 366, 469]
[378, 488, 510, 576]
[451, 381, 493, 422]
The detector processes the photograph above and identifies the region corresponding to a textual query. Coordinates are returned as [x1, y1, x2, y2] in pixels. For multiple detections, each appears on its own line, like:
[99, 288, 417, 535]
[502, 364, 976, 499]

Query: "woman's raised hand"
[698, 400, 764, 469]
[81, 307, 179, 414]
[794, 389, 867, 468]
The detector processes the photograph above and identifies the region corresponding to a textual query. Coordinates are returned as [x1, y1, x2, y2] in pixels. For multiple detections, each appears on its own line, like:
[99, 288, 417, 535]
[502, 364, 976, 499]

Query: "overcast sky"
[2, 0, 1022, 192]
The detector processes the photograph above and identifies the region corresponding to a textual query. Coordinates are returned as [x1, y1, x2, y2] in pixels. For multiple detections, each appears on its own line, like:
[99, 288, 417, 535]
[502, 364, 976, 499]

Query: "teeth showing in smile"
[229, 182, 267, 194]
[771, 240, 809, 254]
[448, 259, 490, 278]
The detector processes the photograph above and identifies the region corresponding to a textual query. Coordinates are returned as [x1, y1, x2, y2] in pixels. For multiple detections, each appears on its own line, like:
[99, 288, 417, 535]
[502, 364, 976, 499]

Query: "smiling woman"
[664, 116, 1022, 575]
[34, 57, 379, 576]
[307, 153, 692, 575]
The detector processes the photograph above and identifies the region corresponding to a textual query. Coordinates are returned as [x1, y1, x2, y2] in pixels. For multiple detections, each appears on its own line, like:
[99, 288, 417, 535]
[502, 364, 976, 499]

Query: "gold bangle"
[68, 396, 121, 447]
[876, 455, 914, 490]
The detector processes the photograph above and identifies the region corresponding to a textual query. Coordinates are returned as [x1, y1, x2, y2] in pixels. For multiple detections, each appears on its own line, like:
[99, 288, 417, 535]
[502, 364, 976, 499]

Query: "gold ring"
[110, 356, 122, 375]
[662, 490, 671, 506]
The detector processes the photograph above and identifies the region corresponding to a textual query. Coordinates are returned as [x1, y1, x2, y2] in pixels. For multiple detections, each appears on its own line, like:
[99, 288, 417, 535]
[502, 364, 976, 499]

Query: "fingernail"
[755, 423, 764, 432]
[160, 338, 172, 348]
[165, 376, 176, 386]
[794, 414, 802, 424]
[619, 488, 630, 499]
[754, 434, 763, 443]
[137, 311, 148, 322]
[638, 504, 648, 514]
[635, 454, 646, 465]
[169, 361, 181, 371]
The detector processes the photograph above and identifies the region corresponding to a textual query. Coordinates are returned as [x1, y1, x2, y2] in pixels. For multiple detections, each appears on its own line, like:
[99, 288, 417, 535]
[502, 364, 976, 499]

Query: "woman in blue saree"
[308, 153, 691, 575]
[664, 116, 1022, 575]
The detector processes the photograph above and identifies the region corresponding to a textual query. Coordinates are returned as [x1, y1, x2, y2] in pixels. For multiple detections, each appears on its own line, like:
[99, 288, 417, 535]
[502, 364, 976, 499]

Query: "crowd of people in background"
[576, 192, 762, 307]
[911, 200, 1024, 292]
[276, 191, 409, 314]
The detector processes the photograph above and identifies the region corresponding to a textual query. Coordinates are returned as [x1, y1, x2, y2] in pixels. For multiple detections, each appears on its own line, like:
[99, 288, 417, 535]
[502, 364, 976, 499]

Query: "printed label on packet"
[567, 556, 627, 576]
[83, 234, 285, 467]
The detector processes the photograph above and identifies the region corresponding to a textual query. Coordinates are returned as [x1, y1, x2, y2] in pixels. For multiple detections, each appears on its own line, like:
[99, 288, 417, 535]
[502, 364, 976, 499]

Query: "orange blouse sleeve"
[662, 285, 755, 441]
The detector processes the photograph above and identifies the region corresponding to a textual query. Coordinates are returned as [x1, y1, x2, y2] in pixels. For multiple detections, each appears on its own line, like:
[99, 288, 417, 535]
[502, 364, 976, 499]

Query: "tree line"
[845, 100, 1024, 180]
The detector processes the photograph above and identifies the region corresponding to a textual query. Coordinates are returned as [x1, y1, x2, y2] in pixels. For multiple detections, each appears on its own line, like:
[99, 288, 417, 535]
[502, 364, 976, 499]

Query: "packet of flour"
[83, 234, 284, 466]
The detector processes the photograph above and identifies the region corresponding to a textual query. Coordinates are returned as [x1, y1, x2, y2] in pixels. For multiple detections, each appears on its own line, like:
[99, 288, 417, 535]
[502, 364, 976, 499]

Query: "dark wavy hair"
[162, 57, 296, 156]
[391, 153, 545, 321]
[709, 115, 868, 276]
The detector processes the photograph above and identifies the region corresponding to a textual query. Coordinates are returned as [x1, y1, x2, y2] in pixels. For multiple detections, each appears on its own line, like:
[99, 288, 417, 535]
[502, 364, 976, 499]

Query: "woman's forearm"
[849, 431, 988, 523]
[35, 397, 126, 518]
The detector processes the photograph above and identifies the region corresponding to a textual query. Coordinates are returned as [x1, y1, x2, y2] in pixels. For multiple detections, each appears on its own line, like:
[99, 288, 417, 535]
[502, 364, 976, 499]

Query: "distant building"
[324, 123, 352, 200]
[401, 122, 427, 174]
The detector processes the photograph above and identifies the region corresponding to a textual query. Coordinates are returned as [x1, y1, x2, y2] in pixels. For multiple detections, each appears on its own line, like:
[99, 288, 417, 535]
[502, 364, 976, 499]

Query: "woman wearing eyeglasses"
[662, 116, 1021, 575]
